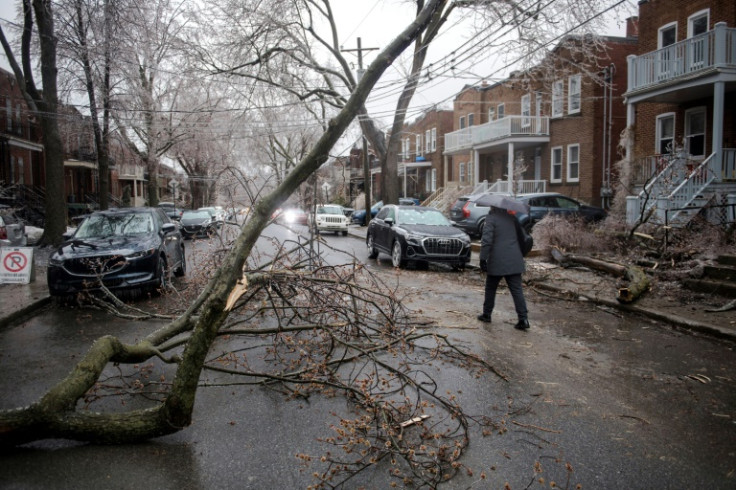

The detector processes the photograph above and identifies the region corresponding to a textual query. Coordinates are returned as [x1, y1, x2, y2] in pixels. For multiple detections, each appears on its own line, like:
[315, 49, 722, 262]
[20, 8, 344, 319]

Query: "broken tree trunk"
[550, 248, 651, 303]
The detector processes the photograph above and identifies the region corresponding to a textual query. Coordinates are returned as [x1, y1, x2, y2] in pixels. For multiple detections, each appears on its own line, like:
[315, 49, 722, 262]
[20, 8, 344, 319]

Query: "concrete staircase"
[684, 254, 736, 298]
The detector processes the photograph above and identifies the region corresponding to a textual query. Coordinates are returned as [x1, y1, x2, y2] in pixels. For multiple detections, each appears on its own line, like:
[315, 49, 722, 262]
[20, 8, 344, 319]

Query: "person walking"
[477, 206, 529, 330]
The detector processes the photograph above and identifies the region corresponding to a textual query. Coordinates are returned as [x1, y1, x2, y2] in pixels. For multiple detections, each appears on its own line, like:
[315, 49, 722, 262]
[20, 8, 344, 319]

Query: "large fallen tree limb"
[550, 248, 651, 303]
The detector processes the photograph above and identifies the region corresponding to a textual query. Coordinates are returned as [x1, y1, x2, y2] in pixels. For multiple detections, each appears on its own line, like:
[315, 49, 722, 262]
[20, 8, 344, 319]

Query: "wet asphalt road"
[1, 223, 735, 489]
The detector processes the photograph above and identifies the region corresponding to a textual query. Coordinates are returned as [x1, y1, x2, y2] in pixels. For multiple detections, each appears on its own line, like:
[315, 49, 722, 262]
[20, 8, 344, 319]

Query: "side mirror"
[162, 223, 176, 233]
[384, 217, 394, 226]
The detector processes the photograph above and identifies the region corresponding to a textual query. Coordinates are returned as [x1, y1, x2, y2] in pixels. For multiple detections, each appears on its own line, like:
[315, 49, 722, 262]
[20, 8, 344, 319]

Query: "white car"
[314, 204, 349, 236]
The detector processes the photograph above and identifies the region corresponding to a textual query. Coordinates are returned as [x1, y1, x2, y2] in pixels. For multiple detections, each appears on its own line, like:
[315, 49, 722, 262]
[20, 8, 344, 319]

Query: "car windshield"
[75, 212, 153, 238]
[317, 206, 342, 215]
[398, 208, 451, 226]
[183, 210, 210, 220]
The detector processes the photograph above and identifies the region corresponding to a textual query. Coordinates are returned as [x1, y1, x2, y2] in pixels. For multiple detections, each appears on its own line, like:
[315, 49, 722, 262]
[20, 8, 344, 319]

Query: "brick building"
[398, 108, 454, 200]
[0, 68, 44, 193]
[623, 0, 736, 225]
[444, 29, 637, 208]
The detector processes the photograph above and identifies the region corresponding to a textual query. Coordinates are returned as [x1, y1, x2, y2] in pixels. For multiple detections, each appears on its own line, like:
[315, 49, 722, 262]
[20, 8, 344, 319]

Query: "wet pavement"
[1, 229, 736, 489]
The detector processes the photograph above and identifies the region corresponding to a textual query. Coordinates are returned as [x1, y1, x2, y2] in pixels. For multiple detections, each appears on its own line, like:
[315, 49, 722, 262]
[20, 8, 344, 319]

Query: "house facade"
[623, 0, 736, 225]
[398, 108, 454, 200]
[0, 68, 44, 194]
[444, 29, 638, 209]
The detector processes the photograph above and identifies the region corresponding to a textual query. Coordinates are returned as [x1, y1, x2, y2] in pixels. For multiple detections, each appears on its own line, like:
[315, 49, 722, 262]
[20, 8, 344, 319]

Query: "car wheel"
[156, 256, 169, 292]
[341, 230, 347, 236]
[391, 241, 405, 268]
[452, 263, 466, 272]
[174, 246, 186, 277]
[367, 234, 379, 259]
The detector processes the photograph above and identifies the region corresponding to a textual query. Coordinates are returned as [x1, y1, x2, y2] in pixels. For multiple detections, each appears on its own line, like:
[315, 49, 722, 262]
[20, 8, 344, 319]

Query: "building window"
[459, 162, 466, 183]
[416, 134, 422, 157]
[497, 103, 505, 119]
[6, 99, 11, 131]
[568, 75, 581, 114]
[688, 9, 709, 37]
[459, 116, 466, 129]
[431, 168, 437, 191]
[658, 22, 677, 79]
[656, 113, 676, 154]
[551, 147, 563, 183]
[489, 107, 495, 121]
[552, 80, 564, 118]
[468, 113, 474, 126]
[688, 10, 709, 69]
[431, 128, 437, 152]
[685, 107, 706, 158]
[567, 144, 579, 182]
[425, 170, 431, 192]
[521, 94, 531, 127]
[425, 130, 431, 153]
[401, 138, 408, 159]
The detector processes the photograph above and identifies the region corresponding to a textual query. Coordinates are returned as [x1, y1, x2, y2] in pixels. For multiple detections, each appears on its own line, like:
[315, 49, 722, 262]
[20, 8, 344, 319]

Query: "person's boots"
[477, 314, 491, 323]
[514, 318, 530, 330]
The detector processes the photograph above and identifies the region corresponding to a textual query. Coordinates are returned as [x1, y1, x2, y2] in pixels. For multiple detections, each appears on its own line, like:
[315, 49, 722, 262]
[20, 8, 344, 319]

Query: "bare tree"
[0, 0, 68, 245]
[0, 0, 461, 456]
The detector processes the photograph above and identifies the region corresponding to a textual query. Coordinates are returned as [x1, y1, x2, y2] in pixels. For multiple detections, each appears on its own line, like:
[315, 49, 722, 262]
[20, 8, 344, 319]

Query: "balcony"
[444, 115, 550, 154]
[626, 23, 736, 98]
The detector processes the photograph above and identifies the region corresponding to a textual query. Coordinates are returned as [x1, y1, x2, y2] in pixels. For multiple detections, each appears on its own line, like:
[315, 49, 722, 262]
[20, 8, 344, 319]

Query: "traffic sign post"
[0, 248, 34, 284]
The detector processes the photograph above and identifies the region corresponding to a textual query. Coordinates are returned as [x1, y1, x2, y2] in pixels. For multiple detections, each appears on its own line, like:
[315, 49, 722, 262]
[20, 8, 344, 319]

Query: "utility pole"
[342, 38, 378, 226]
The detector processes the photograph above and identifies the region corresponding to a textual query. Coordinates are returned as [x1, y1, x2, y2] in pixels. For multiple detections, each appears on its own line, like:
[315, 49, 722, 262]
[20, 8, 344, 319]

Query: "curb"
[0, 296, 52, 329]
[531, 282, 735, 342]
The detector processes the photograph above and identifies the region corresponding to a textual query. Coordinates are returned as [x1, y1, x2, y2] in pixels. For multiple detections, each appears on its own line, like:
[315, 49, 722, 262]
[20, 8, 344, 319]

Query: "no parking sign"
[0, 247, 34, 284]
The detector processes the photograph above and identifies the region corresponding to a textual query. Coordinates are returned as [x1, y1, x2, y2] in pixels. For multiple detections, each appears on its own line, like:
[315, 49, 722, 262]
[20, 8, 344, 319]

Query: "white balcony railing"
[627, 22, 736, 93]
[118, 164, 145, 179]
[444, 115, 550, 154]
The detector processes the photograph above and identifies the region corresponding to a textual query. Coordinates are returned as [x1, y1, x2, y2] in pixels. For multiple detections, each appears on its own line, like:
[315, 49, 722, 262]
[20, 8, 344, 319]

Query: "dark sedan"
[352, 201, 383, 226]
[366, 205, 471, 269]
[515, 192, 607, 230]
[180, 210, 217, 239]
[47, 207, 185, 298]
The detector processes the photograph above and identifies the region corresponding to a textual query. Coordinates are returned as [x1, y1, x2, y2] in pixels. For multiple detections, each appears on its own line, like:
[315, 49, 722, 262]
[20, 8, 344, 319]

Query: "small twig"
[511, 420, 561, 433]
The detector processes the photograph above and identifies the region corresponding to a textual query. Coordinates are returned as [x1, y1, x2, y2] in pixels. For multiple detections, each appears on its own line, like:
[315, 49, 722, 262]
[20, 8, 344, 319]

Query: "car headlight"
[405, 234, 423, 245]
[127, 248, 157, 260]
[49, 255, 65, 266]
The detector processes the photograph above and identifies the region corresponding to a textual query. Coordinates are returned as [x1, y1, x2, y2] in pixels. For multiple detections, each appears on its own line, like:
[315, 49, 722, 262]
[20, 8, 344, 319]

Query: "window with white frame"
[568, 75, 581, 114]
[468, 113, 474, 126]
[425, 170, 431, 192]
[459, 162, 466, 183]
[685, 107, 706, 158]
[416, 134, 422, 157]
[658, 22, 677, 79]
[567, 144, 580, 182]
[405, 137, 410, 158]
[459, 116, 466, 129]
[551, 146, 563, 183]
[552, 80, 564, 117]
[688, 10, 709, 68]
[688, 9, 709, 37]
[489, 107, 495, 121]
[656, 113, 675, 154]
[431, 168, 437, 191]
[521, 94, 531, 127]
[425, 130, 431, 153]
[401, 138, 408, 159]
[497, 103, 505, 119]
[431, 128, 437, 152]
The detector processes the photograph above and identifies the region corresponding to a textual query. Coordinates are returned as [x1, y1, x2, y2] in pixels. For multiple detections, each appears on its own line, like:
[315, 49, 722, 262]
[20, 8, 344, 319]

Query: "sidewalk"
[2, 234, 733, 342]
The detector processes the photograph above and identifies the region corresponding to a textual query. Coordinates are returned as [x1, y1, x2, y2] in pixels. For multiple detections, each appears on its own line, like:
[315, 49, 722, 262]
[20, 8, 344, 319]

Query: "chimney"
[626, 16, 639, 38]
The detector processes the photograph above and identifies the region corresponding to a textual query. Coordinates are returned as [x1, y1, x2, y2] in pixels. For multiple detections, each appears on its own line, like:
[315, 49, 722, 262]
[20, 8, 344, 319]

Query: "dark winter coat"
[479, 207, 525, 276]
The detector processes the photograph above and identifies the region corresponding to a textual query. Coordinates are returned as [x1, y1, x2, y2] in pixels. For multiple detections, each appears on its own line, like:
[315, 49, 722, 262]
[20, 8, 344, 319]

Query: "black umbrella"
[470, 193, 530, 214]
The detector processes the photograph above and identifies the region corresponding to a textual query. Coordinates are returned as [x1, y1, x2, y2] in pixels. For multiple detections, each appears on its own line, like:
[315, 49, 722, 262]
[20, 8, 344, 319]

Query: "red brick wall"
[637, 0, 736, 53]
